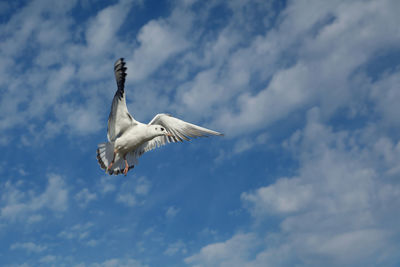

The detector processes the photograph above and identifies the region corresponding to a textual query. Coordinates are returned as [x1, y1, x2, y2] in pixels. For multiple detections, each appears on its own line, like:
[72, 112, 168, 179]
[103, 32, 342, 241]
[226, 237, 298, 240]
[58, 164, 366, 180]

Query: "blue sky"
[1, 0, 400, 266]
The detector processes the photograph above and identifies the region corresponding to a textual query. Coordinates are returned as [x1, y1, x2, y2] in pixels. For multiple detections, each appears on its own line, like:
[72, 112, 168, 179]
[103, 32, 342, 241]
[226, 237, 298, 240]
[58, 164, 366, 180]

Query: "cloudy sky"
[1, 0, 400, 266]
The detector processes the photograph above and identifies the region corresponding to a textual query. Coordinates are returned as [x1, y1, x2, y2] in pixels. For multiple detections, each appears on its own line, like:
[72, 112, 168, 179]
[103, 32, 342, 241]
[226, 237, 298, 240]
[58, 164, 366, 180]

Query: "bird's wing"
[107, 58, 137, 142]
[139, 113, 224, 153]
[102, 114, 223, 174]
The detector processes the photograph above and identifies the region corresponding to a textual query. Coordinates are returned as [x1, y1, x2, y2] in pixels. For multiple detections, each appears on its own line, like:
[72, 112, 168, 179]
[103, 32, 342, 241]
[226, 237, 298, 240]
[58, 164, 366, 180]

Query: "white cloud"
[134, 176, 151, 196]
[10, 242, 47, 253]
[242, 177, 313, 216]
[164, 240, 187, 256]
[370, 69, 400, 128]
[85, 0, 132, 56]
[0, 174, 68, 222]
[86, 239, 100, 247]
[185, 233, 259, 267]
[0, 0, 79, 132]
[0, 0, 136, 143]
[59, 222, 94, 241]
[98, 176, 117, 194]
[116, 176, 151, 207]
[171, 1, 277, 121]
[26, 63, 76, 118]
[128, 19, 189, 82]
[89, 258, 148, 267]
[40, 255, 57, 263]
[52, 93, 104, 136]
[27, 214, 43, 224]
[38, 174, 69, 212]
[215, 63, 312, 136]
[204, 0, 400, 137]
[232, 132, 268, 154]
[116, 192, 137, 207]
[75, 188, 97, 208]
[372, 137, 400, 176]
[165, 206, 180, 220]
[187, 108, 400, 266]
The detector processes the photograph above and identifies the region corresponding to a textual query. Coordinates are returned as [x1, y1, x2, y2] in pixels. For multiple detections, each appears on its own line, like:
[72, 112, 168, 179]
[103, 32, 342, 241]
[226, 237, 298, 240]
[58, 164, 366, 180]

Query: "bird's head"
[149, 125, 173, 138]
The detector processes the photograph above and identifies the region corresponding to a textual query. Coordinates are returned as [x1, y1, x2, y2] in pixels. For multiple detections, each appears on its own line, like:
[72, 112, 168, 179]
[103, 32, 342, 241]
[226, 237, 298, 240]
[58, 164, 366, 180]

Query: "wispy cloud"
[165, 206, 180, 220]
[0, 0, 136, 143]
[185, 233, 259, 266]
[88, 258, 148, 267]
[128, 19, 190, 82]
[75, 188, 97, 208]
[39, 254, 57, 263]
[98, 175, 117, 194]
[0, 173, 68, 222]
[10, 242, 47, 253]
[164, 240, 187, 256]
[116, 176, 151, 207]
[58, 222, 94, 241]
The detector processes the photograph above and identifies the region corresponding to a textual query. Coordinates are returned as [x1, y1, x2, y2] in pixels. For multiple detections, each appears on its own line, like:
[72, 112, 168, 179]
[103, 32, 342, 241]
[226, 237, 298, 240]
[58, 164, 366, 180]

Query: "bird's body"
[114, 123, 149, 154]
[97, 58, 223, 175]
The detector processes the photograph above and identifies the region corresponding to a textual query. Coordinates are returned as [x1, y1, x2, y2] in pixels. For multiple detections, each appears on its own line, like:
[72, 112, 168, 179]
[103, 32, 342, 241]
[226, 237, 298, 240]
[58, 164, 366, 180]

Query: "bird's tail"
[97, 142, 136, 175]
[97, 142, 115, 173]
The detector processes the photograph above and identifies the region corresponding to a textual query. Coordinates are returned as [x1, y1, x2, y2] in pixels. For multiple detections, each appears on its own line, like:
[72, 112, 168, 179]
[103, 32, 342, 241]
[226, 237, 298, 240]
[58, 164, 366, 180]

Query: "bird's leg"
[123, 154, 129, 176]
[106, 149, 117, 173]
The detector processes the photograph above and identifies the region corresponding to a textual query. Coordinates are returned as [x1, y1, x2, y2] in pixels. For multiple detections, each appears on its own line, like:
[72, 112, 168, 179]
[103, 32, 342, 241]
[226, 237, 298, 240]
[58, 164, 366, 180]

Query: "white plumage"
[97, 58, 223, 175]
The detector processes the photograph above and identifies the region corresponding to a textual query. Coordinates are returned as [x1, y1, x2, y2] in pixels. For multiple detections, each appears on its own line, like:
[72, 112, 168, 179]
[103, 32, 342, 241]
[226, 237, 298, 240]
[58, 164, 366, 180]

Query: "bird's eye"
[161, 127, 165, 131]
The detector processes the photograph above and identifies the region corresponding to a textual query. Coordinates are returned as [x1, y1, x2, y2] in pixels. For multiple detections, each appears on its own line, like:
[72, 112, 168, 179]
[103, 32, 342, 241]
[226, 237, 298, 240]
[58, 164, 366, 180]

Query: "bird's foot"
[123, 166, 129, 176]
[106, 150, 117, 174]
[106, 162, 113, 173]
[123, 158, 129, 176]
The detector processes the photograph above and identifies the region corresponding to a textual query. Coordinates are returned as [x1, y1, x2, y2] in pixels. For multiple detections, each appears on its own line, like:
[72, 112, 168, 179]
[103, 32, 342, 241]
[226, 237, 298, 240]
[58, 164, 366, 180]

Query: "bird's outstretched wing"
[107, 58, 137, 142]
[138, 113, 223, 153]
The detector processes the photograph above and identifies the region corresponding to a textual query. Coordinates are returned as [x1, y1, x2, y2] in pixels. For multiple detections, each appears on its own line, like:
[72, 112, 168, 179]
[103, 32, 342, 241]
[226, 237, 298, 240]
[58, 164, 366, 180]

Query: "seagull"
[97, 58, 223, 175]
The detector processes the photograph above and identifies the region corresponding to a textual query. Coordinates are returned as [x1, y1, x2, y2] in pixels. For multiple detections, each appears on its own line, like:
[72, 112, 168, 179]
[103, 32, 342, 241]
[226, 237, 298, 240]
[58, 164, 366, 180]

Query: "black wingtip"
[114, 58, 125, 68]
[114, 58, 127, 98]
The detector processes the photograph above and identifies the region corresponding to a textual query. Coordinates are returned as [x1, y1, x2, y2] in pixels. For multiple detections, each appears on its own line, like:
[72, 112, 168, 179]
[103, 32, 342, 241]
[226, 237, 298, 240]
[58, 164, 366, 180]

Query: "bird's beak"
[166, 132, 173, 137]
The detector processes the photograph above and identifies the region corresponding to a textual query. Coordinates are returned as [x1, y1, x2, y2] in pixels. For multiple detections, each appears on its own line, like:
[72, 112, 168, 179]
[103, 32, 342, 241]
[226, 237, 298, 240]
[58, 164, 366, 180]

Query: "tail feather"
[97, 142, 114, 170]
[97, 142, 136, 175]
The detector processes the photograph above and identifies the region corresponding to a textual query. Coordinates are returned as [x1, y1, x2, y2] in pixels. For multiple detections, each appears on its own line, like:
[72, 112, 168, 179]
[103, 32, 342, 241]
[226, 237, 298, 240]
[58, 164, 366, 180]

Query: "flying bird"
[97, 58, 223, 175]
